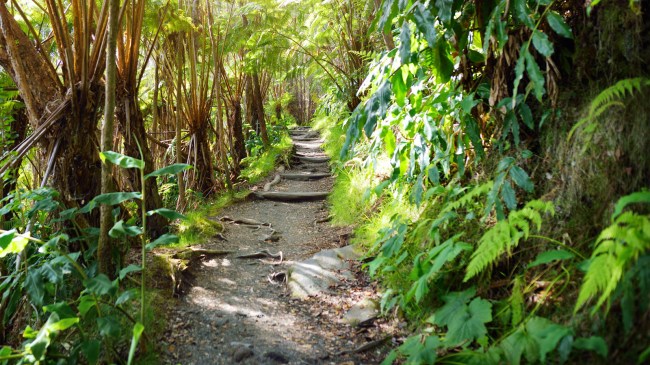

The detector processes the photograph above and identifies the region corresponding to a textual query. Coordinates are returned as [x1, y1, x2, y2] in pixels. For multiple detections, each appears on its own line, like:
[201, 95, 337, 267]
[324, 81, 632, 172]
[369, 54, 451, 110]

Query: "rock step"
[281, 172, 331, 181]
[253, 191, 329, 202]
[294, 155, 329, 163]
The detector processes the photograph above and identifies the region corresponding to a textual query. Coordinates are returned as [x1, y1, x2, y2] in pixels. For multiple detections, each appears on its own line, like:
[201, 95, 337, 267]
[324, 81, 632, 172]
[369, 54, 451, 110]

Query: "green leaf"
[78, 295, 97, 317]
[546, 11, 573, 39]
[119, 265, 142, 281]
[445, 297, 492, 345]
[435, 0, 454, 24]
[43, 302, 76, 319]
[0, 230, 29, 259]
[94, 192, 142, 205]
[377, 0, 397, 33]
[432, 40, 454, 83]
[363, 81, 392, 137]
[391, 71, 407, 107]
[612, 191, 650, 219]
[80, 340, 101, 365]
[512, 47, 527, 102]
[100, 151, 144, 170]
[97, 316, 121, 338]
[509, 165, 534, 192]
[24, 270, 45, 307]
[518, 102, 534, 129]
[413, 3, 437, 47]
[432, 288, 476, 326]
[147, 208, 187, 220]
[532, 30, 554, 57]
[526, 316, 572, 362]
[512, 0, 533, 27]
[399, 22, 411, 64]
[127, 323, 145, 365]
[146, 233, 179, 251]
[116, 289, 137, 306]
[524, 51, 546, 101]
[109, 220, 143, 238]
[49, 317, 79, 331]
[84, 274, 117, 296]
[144, 163, 192, 180]
[528, 250, 575, 268]
[501, 180, 517, 210]
[573, 336, 608, 357]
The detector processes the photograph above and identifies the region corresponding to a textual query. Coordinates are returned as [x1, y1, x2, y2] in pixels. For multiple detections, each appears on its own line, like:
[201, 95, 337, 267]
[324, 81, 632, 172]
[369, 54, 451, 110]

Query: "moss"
[239, 134, 293, 183]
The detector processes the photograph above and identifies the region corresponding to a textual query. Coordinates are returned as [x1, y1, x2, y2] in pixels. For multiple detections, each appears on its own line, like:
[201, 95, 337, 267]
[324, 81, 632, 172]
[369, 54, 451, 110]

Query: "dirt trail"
[163, 128, 393, 364]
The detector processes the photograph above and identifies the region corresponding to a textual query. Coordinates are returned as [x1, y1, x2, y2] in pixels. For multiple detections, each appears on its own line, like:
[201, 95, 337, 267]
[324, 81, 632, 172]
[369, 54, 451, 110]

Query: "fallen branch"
[172, 248, 233, 260]
[335, 336, 391, 356]
[220, 216, 270, 226]
[263, 173, 281, 192]
[236, 249, 282, 259]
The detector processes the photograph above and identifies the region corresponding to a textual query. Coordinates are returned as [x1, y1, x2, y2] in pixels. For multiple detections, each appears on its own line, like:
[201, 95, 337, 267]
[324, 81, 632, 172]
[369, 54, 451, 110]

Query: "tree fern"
[464, 200, 554, 281]
[568, 77, 650, 141]
[575, 191, 650, 313]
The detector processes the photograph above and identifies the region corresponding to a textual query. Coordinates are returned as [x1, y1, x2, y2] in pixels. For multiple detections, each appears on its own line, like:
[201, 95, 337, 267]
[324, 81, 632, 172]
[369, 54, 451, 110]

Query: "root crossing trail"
[163, 128, 393, 364]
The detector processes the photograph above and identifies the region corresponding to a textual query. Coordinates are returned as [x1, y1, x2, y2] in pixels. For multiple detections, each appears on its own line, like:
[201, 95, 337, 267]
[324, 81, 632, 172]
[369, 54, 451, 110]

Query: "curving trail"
[162, 128, 393, 364]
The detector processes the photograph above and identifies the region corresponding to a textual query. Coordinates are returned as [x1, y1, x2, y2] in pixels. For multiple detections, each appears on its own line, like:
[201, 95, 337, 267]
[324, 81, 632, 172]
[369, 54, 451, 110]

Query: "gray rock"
[233, 346, 254, 362]
[342, 298, 379, 327]
[287, 245, 362, 298]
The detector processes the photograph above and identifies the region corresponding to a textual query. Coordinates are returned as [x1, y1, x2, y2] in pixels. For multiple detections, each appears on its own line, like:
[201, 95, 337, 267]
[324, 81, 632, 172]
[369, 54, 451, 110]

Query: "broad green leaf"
[391, 71, 407, 107]
[127, 323, 145, 365]
[78, 295, 97, 316]
[445, 297, 492, 345]
[512, 0, 533, 27]
[94, 191, 142, 205]
[526, 316, 572, 362]
[145, 233, 179, 251]
[509, 165, 534, 192]
[432, 288, 476, 326]
[463, 116, 484, 159]
[49, 317, 79, 331]
[532, 30, 554, 57]
[0, 232, 28, 258]
[413, 3, 437, 47]
[119, 265, 142, 280]
[501, 180, 517, 210]
[501, 326, 539, 365]
[97, 316, 121, 338]
[109, 220, 143, 238]
[435, 0, 454, 24]
[524, 51, 546, 100]
[573, 336, 608, 357]
[81, 340, 101, 365]
[100, 151, 144, 170]
[24, 270, 45, 307]
[399, 22, 411, 64]
[147, 208, 187, 220]
[528, 250, 575, 268]
[432, 40, 454, 83]
[116, 289, 137, 306]
[26, 314, 60, 360]
[43, 302, 76, 319]
[512, 47, 527, 104]
[398, 334, 439, 364]
[144, 163, 192, 180]
[546, 11, 573, 39]
[518, 102, 534, 129]
[84, 274, 117, 296]
[363, 81, 391, 137]
[377, 0, 397, 33]
[0, 230, 15, 250]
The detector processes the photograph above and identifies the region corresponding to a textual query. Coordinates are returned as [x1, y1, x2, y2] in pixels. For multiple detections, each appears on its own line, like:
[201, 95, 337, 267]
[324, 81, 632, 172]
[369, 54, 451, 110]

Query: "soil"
[162, 129, 397, 364]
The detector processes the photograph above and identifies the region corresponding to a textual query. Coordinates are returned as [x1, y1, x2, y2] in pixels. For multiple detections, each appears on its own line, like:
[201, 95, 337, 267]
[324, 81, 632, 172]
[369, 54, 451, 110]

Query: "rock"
[232, 346, 254, 362]
[342, 298, 379, 327]
[215, 318, 229, 326]
[264, 350, 289, 363]
[287, 245, 363, 298]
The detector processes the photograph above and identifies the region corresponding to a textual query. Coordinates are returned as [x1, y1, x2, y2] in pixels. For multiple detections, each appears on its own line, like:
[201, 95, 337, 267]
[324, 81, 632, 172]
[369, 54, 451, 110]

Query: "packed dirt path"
[162, 128, 394, 364]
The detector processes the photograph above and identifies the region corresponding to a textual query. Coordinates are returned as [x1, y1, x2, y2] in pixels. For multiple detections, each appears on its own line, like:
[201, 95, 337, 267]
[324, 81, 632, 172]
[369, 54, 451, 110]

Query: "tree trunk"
[252, 73, 269, 147]
[189, 124, 215, 197]
[99, 0, 119, 276]
[229, 99, 246, 172]
[115, 89, 167, 237]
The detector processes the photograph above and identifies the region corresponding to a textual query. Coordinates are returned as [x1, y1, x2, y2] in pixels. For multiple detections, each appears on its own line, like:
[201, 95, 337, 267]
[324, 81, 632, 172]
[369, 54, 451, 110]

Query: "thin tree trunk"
[252, 73, 269, 147]
[175, 48, 186, 211]
[99, 0, 119, 276]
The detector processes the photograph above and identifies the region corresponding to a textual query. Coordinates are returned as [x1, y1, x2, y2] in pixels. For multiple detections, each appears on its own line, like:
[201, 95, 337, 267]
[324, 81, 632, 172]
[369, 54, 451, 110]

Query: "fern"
[575, 192, 650, 313]
[464, 200, 554, 281]
[568, 77, 650, 141]
[441, 181, 493, 215]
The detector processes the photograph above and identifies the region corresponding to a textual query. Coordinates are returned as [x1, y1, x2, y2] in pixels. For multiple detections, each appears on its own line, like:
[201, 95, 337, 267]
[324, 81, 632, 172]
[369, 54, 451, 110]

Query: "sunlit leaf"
[412, 3, 437, 47]
[528, 250, 575, 268]
[100, 151, 144, 170]
[145, 233, 179, 251]
[144, 163, 192, 180]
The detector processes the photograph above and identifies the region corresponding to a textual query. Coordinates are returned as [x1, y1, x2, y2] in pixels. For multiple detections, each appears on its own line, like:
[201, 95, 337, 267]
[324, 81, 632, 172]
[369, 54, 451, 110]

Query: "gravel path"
[162, 129, 394, 364]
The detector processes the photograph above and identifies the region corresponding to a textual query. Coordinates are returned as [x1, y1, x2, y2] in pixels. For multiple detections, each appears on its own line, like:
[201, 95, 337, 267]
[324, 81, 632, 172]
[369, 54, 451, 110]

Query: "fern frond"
[464, 200, 554, 281]
[568, 77, 650, 141]
[575, 211, 650, 313]
[441, 181, 493, 214]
